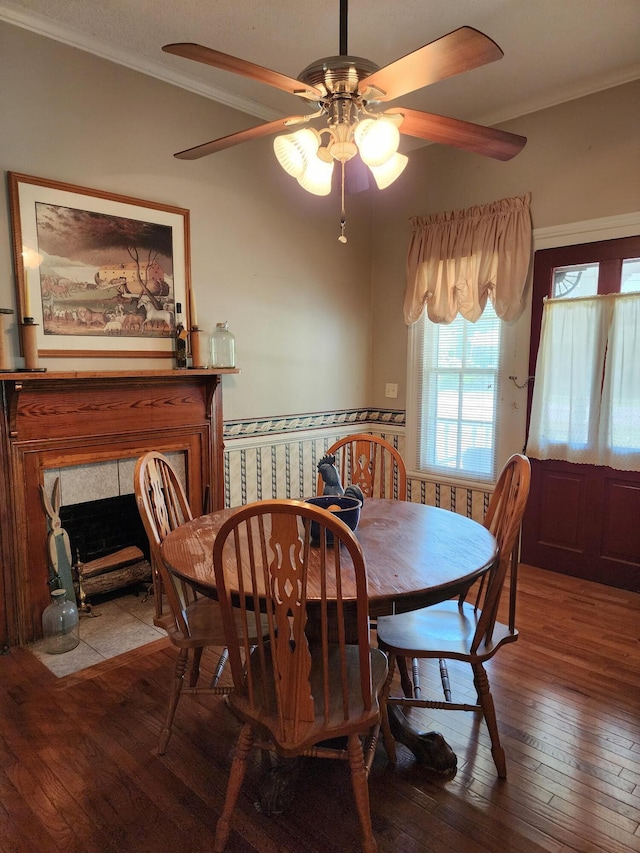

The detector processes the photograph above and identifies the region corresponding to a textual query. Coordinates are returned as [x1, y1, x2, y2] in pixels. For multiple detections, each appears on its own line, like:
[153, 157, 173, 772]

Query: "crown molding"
[534, 212, 640, 250]
[0, 4, 281, 122]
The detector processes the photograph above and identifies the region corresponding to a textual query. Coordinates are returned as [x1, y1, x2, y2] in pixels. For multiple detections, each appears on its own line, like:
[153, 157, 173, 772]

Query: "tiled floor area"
[30, 590, 165, 677]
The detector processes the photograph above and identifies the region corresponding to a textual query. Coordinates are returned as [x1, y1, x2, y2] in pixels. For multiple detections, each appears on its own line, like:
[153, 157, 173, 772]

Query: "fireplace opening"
[59, 494, 152, 604]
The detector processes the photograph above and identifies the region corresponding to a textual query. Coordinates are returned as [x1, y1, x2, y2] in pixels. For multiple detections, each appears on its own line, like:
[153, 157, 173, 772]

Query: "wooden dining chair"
[376, 453, 531, 778]
[211, 499, 388, 853]
[318, 433, 414, 694]
[134, 451, 246, 755]
[318, 433, 407, 501]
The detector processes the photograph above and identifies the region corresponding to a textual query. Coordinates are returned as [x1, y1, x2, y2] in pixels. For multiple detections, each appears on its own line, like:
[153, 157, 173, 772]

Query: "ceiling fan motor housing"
[297, 55, 380, 100]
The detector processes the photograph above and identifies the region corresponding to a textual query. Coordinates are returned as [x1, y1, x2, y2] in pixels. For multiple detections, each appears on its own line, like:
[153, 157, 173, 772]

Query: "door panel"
[523, 459, 640, 589]
[539, 466, 586, 551]
[521, 235, 640, 592]
[524, 459, 588, 565]
[600, 478, 640, 565]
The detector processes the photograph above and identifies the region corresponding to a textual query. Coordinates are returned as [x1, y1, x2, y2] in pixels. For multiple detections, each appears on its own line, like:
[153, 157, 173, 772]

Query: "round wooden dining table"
[160, 497, 498, 785]
[161, 497, 498, 618]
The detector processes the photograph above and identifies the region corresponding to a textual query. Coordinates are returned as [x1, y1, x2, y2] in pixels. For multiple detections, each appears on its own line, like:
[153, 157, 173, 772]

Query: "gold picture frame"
[8, 172, 191, 359]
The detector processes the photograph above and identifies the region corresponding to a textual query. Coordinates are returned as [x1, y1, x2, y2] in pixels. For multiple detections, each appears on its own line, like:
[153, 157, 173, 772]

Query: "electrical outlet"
[385, 383, 398, 399]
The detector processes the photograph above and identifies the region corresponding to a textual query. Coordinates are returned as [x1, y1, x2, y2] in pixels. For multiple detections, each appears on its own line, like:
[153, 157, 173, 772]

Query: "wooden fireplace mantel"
[0, 368, 239, 647]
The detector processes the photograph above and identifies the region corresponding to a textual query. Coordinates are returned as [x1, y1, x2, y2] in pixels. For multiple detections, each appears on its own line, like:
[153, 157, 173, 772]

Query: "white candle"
[189, 287, 198, 328]
[24, 270, 31, 319]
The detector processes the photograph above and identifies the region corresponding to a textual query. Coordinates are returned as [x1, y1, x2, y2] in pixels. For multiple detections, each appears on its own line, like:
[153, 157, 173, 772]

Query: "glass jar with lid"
[209, 321, 235, 368]
[41, 588, 80, 654]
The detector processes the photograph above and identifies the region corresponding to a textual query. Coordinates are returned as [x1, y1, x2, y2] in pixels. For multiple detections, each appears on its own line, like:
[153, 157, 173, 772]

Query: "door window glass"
[620, 258, 640, 293]
[552, 263, 599, 298]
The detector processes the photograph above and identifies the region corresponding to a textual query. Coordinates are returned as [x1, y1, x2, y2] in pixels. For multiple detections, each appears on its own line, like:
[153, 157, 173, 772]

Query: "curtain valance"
[404, 193, 532, 326]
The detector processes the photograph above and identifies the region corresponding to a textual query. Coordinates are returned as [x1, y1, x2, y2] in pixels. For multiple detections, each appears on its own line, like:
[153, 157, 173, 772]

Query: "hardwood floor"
[1, 564, 639, 852]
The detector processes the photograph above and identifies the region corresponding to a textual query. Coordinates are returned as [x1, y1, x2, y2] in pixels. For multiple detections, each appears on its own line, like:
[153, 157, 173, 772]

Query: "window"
[409, 300, 503, 482]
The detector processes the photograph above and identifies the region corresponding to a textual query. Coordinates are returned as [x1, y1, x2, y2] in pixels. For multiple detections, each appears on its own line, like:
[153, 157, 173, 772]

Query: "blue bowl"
[305, 494, 362, 542]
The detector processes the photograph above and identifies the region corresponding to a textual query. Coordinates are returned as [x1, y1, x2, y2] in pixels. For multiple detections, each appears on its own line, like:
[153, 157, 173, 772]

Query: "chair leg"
[188, 646, 204, 688]
[347, 734, 378, 853]
[211, 647, 229, 688]
[152, 560, 164, 623]
[379, 654, 397, 765]
[159, 647, 188, 755]
[214, 723, 254, 853]
[439, 658, 452, 702]
[396, 655, 414, 698]
[472, 663, 507, 778]
[411, 656, 421, 699]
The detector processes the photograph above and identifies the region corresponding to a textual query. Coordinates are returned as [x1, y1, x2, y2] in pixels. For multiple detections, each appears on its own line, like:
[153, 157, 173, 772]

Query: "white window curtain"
[599, 294, 640, 471]
[404, 193, 532, 326]
[527, 292, 640, 472]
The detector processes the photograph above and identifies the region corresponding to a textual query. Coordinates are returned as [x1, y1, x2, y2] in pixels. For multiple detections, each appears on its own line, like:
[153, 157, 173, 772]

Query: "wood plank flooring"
[1, 563, 639, 852]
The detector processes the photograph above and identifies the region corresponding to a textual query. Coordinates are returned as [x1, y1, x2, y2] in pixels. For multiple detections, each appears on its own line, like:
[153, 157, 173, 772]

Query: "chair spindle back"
[319, 433, 407, 501]
[212, 499, 374, 750]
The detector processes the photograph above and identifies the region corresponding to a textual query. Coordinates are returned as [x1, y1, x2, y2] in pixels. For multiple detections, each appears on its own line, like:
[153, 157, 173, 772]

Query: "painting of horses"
[9, 173, 190, 360]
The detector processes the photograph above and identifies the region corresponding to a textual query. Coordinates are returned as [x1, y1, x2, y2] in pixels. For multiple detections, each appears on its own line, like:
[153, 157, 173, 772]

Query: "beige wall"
[1, 22, 638, 435]
[0, 23, 373, 421]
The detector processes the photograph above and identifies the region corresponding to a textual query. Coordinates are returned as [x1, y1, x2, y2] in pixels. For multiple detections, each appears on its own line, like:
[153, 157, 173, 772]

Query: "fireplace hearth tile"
[87, 617, 164, 659]
[115, 593, 158, 627]
[30, 638, 104, 677]
[29, 591, 164, 677]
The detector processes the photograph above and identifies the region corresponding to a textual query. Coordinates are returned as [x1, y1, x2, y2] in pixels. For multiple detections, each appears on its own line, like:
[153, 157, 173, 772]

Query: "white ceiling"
[2, 0, 639, 140]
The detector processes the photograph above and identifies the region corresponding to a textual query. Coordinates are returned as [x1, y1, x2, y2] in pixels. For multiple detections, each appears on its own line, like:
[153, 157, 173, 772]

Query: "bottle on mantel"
[174, 302, 188, 369]
[209, 321, 235, 369]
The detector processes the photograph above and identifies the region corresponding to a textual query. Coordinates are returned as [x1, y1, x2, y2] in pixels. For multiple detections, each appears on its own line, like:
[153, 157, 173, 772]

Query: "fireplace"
[0, 369, 235, 646]
[59, 493, 151, 606]
[60, 494, 150, 568]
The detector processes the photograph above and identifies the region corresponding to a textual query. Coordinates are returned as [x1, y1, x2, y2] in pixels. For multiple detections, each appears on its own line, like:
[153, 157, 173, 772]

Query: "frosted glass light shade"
[354, 117, 400, 167]
[369, 152, 408, 189]
[297, 155, 334, 195]
[274, 129, 320, 178]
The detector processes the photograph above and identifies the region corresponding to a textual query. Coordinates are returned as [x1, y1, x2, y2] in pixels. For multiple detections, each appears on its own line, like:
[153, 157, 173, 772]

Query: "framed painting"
[8, 172, 191, 359]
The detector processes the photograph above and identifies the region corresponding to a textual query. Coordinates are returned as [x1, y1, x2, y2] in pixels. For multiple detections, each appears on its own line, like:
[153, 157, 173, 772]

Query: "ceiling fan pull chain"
[339, 161, 347, 243]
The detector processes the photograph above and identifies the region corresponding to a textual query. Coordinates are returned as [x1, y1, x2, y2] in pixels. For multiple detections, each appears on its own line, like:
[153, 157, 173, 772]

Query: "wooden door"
[521, 236, 640, 592]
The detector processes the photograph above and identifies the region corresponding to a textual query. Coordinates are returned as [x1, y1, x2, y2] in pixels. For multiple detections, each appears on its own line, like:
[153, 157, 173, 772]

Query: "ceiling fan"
[163, 0, 527, 241]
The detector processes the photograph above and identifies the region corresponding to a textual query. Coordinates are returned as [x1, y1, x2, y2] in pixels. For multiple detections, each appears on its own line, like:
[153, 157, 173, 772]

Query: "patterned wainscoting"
[223, 408, 492, 523]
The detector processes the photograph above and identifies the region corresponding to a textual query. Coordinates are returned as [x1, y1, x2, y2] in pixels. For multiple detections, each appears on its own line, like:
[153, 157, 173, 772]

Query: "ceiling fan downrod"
[340, 0, 348, 56]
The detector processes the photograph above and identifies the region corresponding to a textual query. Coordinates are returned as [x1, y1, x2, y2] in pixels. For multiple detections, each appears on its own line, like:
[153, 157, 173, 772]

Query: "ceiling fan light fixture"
[353, 116, 400, 167]
[169, 7, 526, 243]
[273, 128, 320, 178]
[328, 139, 358, 163]
[369, 152, 408, 190]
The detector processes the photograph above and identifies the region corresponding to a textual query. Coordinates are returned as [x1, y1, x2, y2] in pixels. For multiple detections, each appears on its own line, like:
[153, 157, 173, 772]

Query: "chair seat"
[377, 600, 518, 662]
[163, 597, 268, 649]
[229, 644, 388, 756]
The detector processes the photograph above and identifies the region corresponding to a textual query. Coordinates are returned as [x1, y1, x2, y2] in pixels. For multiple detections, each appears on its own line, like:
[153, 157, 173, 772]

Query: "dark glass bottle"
[174, 302, 188, 369]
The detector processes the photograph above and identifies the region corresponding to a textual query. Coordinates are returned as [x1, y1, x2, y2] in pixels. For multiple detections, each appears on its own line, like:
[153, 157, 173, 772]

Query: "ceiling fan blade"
[387, 107, 527, 161]
[163, 43, 323, 100]
[174, 116, 309, 160]
[359, 26, 503, 102]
